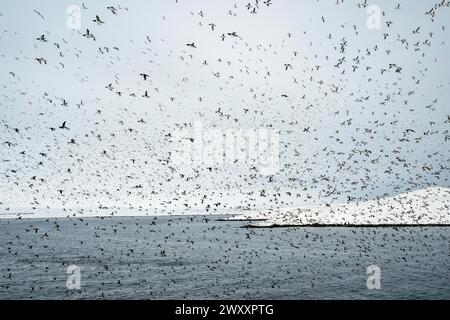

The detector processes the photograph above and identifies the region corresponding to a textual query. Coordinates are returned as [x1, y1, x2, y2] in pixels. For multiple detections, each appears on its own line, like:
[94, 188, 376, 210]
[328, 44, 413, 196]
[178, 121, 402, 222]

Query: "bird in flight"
[227, 32, 242, 39]
[36, 34, 47, 42]
[83, 29, 96, 41]
[107, 6, 118, 15]
[93, 15, 105, 25]
[35, 57, 47, 64]
[58, 121, 69, 130]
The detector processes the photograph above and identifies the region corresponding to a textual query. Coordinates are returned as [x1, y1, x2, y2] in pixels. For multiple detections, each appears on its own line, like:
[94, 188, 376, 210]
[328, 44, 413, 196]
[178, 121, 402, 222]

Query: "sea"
[0, 215, 448, 299]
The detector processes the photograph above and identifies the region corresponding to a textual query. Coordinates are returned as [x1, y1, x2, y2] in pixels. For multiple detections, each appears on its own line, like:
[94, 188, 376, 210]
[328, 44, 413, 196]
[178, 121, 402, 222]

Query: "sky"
[0, 0, 449, 216]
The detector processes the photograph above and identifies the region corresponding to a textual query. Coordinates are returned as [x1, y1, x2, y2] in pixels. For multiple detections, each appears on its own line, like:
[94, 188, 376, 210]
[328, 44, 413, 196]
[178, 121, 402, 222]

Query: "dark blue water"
[0, 215, 448, 299]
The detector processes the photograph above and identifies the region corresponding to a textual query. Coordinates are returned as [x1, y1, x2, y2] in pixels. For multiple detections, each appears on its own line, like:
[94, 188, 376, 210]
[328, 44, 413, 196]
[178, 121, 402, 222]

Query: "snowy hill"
[243, 187, 450, 227]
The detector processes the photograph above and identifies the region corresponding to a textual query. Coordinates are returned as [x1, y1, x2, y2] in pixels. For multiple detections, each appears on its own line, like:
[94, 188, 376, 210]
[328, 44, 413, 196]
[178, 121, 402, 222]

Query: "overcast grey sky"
[0, 1, 449, 215]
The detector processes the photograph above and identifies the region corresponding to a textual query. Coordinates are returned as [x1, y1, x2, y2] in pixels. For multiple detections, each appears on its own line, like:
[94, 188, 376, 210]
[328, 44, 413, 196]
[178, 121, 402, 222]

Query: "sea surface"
[0, 215, 448, 299]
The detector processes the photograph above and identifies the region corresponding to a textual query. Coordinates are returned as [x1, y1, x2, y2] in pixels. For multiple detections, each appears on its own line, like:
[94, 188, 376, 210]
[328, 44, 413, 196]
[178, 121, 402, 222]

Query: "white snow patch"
[243, 187, 450, 227]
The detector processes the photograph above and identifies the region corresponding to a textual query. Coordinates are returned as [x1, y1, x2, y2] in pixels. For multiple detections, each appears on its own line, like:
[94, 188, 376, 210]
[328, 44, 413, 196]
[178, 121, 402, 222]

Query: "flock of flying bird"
[1, 0, 448, 214]
[0, 0, 449, 299]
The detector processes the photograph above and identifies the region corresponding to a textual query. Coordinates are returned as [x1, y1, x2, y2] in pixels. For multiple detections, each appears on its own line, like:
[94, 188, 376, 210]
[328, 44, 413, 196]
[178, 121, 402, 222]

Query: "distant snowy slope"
[246, 187, 450, 227]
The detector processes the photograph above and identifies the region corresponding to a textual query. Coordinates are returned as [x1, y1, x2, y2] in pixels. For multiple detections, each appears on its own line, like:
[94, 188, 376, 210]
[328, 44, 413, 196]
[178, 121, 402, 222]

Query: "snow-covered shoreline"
[241, 187, 450, 227]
